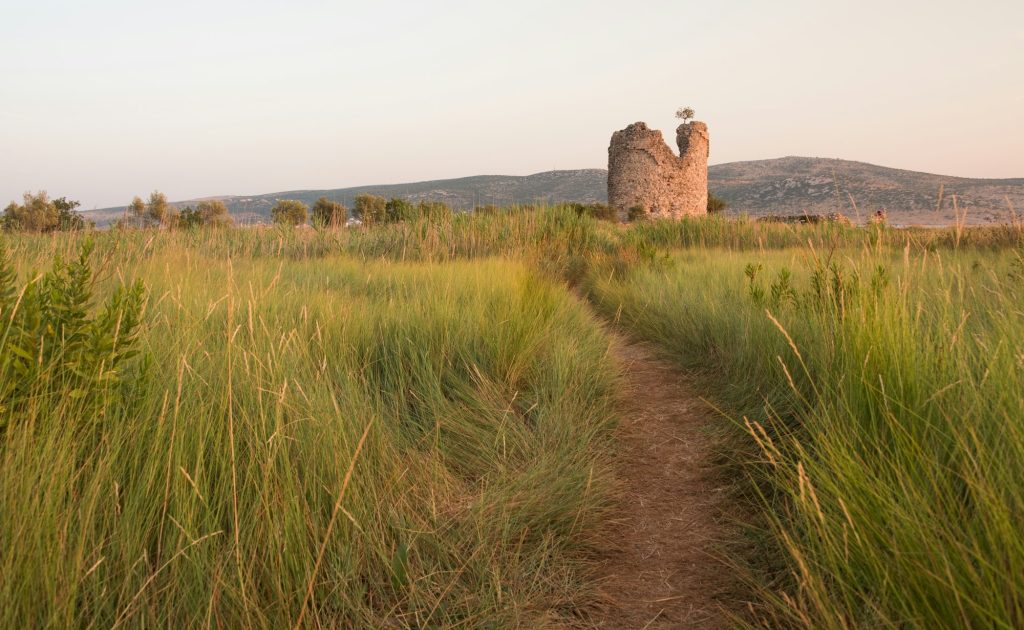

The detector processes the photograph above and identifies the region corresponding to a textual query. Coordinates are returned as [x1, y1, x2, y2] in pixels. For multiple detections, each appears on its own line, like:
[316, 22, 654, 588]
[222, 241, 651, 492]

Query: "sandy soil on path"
[586, 337, 745, 629]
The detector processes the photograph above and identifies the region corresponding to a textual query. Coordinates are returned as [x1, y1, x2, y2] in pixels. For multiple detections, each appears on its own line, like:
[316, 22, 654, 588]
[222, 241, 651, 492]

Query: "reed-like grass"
[0, 236, 619, 627]
[4, 207, 1023, 627]
[587, 245, 1024, 627]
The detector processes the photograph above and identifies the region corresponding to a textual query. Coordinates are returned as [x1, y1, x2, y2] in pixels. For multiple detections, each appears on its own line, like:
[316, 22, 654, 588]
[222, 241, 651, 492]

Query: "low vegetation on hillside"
[2, 206, 1022, 627]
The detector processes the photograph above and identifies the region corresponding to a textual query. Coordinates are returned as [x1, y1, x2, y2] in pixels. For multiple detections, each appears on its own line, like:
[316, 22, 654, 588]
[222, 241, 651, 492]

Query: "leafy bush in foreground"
[0, 240, 145, 437]
[0, 239, 617, 627]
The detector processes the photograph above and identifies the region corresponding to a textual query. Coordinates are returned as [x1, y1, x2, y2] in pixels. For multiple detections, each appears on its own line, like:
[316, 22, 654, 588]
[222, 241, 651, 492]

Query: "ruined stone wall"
[607, 121, 709, 220]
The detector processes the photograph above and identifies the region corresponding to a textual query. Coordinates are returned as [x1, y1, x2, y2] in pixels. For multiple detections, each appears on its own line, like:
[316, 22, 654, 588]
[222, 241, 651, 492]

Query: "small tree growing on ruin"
[675, 106, 695, 123]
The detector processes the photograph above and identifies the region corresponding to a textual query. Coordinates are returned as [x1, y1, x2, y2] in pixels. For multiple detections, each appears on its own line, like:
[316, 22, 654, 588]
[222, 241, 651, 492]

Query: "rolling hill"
[709, 157, 1024, 225]
[82, 170, 608, 226]
[82, 158, 1023, 226]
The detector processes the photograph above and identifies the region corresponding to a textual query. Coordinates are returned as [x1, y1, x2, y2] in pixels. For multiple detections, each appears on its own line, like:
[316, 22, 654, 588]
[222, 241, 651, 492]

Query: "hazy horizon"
[3, 0, 1022, 209]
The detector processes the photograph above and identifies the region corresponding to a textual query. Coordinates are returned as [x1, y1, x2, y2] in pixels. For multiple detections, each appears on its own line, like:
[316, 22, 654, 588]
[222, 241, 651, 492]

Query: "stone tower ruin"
[607, 121, 709, 220]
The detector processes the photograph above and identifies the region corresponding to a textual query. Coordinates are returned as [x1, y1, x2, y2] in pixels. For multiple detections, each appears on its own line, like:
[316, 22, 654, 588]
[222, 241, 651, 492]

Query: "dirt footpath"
[588, 338, 745, 628]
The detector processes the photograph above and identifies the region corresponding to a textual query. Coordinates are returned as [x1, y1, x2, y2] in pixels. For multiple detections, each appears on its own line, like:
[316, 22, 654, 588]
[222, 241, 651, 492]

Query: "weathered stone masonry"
[608, 121, 709, 220]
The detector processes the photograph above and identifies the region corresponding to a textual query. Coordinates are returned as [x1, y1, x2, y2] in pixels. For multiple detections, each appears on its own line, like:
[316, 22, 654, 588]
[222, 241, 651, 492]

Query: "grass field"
[1, 230, 619, 627]
[586, 243, 1024, 627]
[3, 208, 1024, 627]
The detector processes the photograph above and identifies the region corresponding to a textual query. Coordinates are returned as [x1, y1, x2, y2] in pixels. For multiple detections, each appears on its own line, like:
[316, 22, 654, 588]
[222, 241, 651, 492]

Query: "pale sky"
[1, 0, 1021, 208]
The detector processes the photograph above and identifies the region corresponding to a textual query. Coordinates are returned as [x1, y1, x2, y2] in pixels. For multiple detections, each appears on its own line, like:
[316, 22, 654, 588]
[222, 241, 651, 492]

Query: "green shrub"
[0, 240, 146, 437]
[384, 197, 415, 222]
[172, 201, 233, 229]
[353, 194, 387, 224]
[569, 203, 618, 222]
[707, 192, 728, 214]
[55, 197, 88, 230]
[2, 193, 90, 233]
[147, 191, 172, 226]
[174, 206, 203, 229]
[116, 193, 173, 229]
[626, 205, 647, 222]
[3, 192, 59, 232]
[198, 200, 234, 228]
[271, 199, 309, 226]
[311, 197, 347, 228]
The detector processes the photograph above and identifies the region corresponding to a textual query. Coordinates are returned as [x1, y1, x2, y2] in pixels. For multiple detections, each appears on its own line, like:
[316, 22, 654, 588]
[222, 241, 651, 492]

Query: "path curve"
[588, 337, 743, 628]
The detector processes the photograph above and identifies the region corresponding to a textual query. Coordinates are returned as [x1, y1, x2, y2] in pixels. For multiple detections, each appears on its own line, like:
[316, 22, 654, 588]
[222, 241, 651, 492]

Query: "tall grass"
[4, 207, 1024, 627]
[12, 206, 1017, 270]
[587, 245, 1024, 627]
[0, 236, 619, 626]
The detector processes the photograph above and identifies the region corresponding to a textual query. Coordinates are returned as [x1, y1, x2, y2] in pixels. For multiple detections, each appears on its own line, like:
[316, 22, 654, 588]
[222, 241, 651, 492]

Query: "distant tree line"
[265, 194, 727, 225]
[2, 192, 89, 232]
[0, 189, 231, 234]
[268, 194, 727, 226]
[3, 188, 729, 232]
[118, 191, 233, 229]
[347, 195, 453, 225]
[265, 195, 456, 228]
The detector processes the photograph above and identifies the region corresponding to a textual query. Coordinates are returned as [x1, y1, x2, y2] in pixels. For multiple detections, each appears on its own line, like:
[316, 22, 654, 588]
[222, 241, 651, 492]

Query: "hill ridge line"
[81, 158, 1024, 225]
